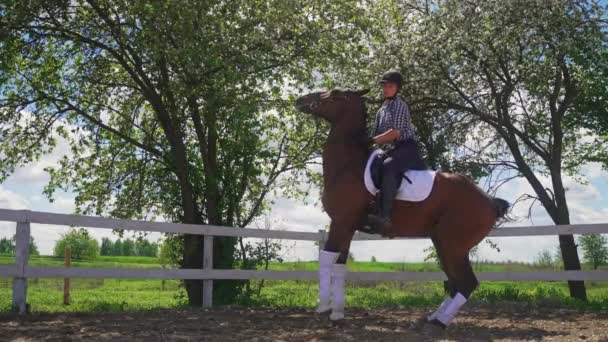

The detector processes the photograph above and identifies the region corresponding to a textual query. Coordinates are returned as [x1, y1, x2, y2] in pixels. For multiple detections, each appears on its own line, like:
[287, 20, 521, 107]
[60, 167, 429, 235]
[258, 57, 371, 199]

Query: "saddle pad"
[364, 149, 436, 202]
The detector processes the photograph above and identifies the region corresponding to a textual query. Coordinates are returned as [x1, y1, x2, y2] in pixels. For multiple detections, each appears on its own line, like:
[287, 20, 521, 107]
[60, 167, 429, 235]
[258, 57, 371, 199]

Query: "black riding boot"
[367, 167, 399, 234]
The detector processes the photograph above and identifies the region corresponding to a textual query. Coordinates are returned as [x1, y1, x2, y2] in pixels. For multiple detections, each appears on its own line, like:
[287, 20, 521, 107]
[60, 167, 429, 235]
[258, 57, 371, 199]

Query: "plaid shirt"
[373, 96, 418, 142]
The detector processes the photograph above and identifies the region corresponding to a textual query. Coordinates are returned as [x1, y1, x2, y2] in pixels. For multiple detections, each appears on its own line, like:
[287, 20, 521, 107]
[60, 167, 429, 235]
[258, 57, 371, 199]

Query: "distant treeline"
[100, 237, 158, 257]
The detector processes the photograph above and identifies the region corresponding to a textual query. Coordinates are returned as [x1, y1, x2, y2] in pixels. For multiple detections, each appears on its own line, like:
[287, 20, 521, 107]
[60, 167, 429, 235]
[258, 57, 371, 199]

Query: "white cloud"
[270, 197, 328, 233]
[582, 162, 606, 180]
[0, 186, 30, 210]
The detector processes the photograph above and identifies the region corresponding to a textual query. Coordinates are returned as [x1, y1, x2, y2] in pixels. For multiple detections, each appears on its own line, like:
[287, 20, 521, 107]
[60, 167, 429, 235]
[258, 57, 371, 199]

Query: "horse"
[294, 88, 510, 329]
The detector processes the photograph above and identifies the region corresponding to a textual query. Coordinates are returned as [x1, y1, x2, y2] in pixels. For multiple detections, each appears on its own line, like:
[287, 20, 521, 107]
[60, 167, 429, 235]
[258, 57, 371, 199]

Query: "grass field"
[1, 256, 607, 313]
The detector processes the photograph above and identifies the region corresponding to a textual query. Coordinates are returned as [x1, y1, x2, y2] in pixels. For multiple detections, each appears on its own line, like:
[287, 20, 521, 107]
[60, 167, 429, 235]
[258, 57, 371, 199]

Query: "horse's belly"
[389, 199, 439, 237]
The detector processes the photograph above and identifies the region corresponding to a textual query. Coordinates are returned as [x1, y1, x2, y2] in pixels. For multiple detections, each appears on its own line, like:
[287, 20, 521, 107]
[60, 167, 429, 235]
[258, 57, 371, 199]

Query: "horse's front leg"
[318, 219, 356, 321]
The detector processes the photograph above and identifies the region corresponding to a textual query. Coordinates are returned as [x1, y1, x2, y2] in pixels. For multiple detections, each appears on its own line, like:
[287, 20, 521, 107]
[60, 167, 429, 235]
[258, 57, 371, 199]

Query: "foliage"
[235, 215, 286, 299]
[0, 237, 14, 255]
[0, 235, 39, 255]
[424, 239, 500, 267]
[534, 249, 558, 270]
[100, 238, 113, 256]
[100, 237, 158, 257]
[159, 236, 183, 269]
[53, 229, 100, 260]
[578, 234, 608, 270]
[28, 236, 40, 256]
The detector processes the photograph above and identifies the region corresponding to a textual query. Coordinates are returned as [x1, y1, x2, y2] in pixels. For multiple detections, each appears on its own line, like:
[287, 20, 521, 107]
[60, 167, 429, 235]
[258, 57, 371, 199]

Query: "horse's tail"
[492, 197, 511, 220]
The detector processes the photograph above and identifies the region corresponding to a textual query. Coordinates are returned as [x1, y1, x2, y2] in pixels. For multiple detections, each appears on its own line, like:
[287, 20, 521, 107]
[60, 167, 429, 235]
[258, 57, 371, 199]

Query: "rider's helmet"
[379, 71, 403, 89]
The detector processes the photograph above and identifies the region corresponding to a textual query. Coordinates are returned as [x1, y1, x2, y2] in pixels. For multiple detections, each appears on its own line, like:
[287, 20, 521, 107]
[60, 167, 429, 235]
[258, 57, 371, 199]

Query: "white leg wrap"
[427, 296, 452, 322]
[329, 263, 347, 321]
[435, 293, 467, 326]
[317, 250, 339, 314]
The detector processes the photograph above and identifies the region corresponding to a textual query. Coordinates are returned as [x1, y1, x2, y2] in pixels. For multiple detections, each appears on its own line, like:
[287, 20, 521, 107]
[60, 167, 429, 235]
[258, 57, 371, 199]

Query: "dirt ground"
[1, 305, 607, 341]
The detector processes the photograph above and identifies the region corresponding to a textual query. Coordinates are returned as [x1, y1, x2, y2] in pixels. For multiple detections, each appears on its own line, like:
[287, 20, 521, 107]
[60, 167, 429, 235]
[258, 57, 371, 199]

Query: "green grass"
[0, 279, 185, 313]
[0, 255, 164, 269]
[1, 257, 607, 313]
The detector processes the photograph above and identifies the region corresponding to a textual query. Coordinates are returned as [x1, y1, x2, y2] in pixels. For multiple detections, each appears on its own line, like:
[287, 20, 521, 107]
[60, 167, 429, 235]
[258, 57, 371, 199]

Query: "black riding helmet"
[379, 71, 403, 89]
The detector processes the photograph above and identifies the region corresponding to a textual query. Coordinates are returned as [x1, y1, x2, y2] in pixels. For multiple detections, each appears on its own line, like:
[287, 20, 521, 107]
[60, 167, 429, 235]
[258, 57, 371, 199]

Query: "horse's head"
[295, 88, 370, 124]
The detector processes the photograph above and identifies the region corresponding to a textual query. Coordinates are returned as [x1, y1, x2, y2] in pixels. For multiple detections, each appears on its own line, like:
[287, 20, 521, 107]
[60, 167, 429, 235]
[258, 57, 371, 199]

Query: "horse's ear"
[354, 88, 370, 96]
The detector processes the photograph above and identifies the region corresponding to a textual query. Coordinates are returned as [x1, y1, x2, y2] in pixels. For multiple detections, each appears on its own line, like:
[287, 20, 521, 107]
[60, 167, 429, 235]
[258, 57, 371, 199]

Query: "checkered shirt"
[373, 96, 418, 142]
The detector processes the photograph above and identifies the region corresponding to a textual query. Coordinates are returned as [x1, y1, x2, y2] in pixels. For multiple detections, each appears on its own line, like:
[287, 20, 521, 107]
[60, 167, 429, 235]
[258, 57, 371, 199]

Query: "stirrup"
[365, 214, 395, 238]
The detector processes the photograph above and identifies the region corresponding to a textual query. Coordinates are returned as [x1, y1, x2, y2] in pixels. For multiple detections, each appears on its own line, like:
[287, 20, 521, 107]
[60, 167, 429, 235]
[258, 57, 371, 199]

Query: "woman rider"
[367, 70, 426, 232]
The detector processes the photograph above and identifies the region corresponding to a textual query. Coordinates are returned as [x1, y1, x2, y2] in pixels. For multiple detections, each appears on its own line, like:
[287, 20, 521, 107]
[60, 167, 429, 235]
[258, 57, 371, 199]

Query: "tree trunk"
[554, 206, 587, 301]
[559, 234, 586, 300]
[182, 235, 240, 306]
[183, 234, 204, 305]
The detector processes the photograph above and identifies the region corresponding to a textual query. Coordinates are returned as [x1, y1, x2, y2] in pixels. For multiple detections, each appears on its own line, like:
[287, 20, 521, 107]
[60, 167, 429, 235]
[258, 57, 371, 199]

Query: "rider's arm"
[372, 129, 400, 144]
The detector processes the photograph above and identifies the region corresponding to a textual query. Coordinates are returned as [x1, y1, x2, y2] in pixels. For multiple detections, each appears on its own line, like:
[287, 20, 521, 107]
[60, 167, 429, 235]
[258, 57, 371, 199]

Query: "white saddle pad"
[364, 149, 436, 202]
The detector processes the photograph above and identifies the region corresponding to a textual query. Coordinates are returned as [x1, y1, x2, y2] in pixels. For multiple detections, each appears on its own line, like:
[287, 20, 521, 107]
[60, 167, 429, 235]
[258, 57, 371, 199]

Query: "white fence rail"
[1, 208, 607, 314]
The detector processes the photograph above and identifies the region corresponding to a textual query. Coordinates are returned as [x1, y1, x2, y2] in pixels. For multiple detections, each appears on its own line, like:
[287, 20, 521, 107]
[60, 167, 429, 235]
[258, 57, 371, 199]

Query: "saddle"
[361, 149, 436, 236]
[364, 149, 436, 202]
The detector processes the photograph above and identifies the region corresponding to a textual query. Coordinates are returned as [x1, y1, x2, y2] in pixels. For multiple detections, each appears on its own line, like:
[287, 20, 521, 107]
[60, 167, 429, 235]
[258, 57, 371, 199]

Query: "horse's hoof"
[414, 316, 429, 327]
[419, 319, 446, 337]
[316, 305, 331, 315]
[329, 311, 344, 321]
[427, 318, 447, 329]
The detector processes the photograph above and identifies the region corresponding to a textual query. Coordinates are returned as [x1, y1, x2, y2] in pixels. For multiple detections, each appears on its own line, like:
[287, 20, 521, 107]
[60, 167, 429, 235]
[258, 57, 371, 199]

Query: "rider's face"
[382, 82, 398, 98]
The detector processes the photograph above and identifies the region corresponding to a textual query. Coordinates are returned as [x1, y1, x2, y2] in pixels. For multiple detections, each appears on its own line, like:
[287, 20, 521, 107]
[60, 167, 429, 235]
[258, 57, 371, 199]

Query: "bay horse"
[295, 88, 510, 329]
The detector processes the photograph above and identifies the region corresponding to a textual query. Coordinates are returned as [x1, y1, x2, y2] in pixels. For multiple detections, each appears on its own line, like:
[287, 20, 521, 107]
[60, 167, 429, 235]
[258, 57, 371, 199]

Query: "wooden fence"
[1, 208, 607, 315]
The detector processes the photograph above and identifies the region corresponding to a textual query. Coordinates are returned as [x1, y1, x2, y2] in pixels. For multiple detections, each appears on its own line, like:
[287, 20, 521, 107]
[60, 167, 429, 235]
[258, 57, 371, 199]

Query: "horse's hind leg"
[429, 247, 478, 328]
[426, 238, 458, 322]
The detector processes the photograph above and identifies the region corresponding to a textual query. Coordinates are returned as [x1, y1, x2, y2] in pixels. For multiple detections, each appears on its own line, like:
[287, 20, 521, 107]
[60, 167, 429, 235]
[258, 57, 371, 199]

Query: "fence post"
[64, 247, 71, 305]
[12, 221, 30, 315]
[318, 229, 326, 256]
[202, 235, 213, 308]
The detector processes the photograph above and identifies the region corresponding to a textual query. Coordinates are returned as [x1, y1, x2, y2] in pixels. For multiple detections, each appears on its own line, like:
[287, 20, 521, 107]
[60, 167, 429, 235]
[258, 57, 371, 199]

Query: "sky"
[0, 129, 607, 263]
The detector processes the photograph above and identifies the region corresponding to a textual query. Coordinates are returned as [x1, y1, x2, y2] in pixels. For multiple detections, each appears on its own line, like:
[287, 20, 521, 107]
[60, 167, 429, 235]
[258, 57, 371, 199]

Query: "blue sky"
[1, 130, 606, 263]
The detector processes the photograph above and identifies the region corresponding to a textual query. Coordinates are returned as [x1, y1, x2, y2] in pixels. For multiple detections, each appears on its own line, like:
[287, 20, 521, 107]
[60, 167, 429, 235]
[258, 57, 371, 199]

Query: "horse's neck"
[322, 124, 367, 186]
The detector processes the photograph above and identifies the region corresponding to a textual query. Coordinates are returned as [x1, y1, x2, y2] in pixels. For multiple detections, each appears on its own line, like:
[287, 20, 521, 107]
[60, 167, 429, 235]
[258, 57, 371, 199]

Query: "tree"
[0, 237, 14, 255]
[235, 215, 286, 298]
[534, 249, 557, 270]
[28, 236, 40, 256]
[54, 228, 100, 260]
[122, 238, 135, 256]
[362, 0, 608, 301]
[100, 237, 114, 256]
[135, 239, 158, 257]
[1, 0, 367, 305]
[579, 234, 608, 270]
[159, 237, 182, 269]
[0, 235, 39, 255]
[112, 239, 123, 256]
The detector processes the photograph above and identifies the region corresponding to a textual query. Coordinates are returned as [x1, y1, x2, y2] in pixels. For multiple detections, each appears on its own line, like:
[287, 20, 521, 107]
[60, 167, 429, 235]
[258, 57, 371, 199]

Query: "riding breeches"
[383, 139, 426, 185]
